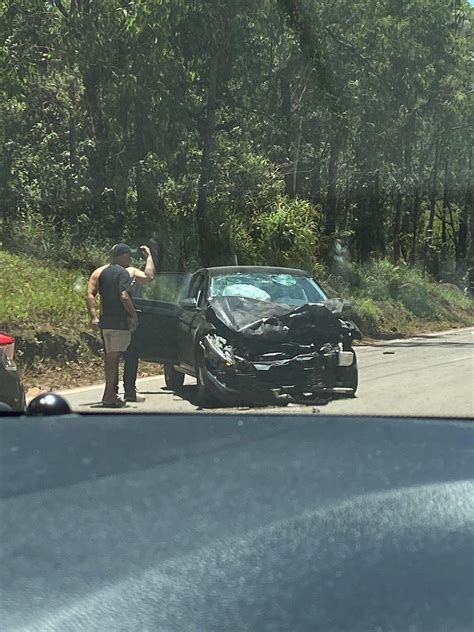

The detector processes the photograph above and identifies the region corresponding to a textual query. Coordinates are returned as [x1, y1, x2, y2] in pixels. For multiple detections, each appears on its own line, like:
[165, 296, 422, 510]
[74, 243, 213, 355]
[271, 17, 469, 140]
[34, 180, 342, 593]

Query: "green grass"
[327, 260, 473, 338]
[0, 250, 88, 335]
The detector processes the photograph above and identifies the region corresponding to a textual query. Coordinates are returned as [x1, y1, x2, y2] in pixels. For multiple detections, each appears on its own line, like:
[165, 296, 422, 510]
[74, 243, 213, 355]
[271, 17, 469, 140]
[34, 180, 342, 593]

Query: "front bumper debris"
[200, 334, 355, 404]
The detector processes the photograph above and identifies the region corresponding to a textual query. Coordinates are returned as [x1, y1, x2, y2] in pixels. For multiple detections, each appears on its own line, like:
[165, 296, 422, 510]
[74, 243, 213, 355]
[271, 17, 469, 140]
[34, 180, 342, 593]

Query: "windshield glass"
[209, 273, 327, 305]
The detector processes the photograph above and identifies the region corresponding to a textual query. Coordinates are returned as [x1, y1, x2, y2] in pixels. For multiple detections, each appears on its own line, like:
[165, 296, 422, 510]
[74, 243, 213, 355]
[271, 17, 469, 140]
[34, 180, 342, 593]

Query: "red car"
[0, 332, 26, 412]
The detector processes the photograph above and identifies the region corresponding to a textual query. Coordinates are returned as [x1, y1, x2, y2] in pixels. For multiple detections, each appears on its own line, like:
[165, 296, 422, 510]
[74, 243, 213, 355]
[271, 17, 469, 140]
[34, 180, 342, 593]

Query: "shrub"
[249, 196, 322, 269]
[0, 250, 87, 332]
[352, 298, 385, 336]
[397, 282, 437, 318]
[3, 211, 106, 272]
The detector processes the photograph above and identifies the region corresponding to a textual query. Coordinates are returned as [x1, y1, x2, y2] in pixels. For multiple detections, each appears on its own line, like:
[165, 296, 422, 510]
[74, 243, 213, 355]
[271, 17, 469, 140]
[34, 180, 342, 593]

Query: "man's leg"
[123, 332, 145, 402]
[103, 351, 122, 404]
[113, 366, 119, 397]
[123, 348, 139, 398]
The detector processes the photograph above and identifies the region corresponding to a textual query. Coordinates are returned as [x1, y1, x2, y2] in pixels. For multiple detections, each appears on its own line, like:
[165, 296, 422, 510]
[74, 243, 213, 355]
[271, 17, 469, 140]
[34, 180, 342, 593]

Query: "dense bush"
[2, 212, 106, 272]
[0, 250, 87, 332]
[327, 259, 472, 336]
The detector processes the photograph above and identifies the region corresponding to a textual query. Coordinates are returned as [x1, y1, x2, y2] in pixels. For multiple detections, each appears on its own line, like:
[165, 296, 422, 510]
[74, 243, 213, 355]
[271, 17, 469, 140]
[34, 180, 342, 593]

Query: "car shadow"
[173, 384, 333, 411]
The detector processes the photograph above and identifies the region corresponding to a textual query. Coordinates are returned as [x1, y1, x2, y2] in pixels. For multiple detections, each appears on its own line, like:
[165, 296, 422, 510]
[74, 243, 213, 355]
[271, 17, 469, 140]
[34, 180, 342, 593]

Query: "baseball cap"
[110, 243, 137, 257]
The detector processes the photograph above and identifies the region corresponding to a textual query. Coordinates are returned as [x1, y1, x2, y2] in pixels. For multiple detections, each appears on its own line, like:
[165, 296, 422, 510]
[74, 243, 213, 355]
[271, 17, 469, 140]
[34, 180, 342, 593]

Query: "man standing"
[86, 243, 139, 408]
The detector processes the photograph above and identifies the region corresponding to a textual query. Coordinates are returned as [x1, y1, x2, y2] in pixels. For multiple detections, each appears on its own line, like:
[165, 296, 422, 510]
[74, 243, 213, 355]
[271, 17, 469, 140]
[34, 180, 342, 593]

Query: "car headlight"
[201, 335, 236, 368]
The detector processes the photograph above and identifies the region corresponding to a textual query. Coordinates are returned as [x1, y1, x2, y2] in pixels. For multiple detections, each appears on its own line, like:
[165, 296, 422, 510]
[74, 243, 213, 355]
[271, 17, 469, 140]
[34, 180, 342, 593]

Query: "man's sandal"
[102, 398, 127, 408]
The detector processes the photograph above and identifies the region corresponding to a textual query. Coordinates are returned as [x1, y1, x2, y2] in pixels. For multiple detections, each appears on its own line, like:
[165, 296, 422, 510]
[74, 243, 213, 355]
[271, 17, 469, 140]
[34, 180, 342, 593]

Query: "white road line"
[58, 374, 162, 396]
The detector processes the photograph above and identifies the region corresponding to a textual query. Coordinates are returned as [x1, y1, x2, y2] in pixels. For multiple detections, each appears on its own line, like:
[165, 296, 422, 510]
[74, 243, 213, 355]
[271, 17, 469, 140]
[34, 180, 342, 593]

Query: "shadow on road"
[169, 384, 334, 411]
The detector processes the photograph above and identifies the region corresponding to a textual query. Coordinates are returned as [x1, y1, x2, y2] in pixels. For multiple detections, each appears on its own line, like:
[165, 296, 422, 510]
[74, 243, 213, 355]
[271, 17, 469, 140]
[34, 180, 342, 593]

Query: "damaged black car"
[133, 267, 362, 406]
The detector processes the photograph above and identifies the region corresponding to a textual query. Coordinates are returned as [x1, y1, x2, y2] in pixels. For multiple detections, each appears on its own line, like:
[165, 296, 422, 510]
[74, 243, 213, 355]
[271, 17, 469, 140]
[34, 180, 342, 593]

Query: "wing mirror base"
[179, 298, 198, 309]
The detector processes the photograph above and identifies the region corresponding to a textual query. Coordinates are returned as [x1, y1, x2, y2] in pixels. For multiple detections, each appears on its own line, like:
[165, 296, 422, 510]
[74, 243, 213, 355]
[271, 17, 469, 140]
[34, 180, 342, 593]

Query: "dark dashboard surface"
[1, 413, 473, 631]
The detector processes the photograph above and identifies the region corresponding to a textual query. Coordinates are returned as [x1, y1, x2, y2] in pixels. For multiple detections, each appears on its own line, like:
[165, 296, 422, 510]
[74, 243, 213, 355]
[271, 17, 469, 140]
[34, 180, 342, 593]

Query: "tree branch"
[323, 26, 391, 90]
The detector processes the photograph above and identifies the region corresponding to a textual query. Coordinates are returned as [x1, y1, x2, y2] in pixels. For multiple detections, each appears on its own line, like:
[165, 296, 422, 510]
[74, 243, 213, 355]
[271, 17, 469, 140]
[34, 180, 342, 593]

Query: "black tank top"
[98, 265, 132, 330]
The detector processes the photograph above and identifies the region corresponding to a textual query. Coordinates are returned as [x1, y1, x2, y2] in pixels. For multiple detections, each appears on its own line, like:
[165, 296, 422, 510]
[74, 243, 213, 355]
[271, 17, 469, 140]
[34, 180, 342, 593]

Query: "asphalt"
[63, 327, 474, 417]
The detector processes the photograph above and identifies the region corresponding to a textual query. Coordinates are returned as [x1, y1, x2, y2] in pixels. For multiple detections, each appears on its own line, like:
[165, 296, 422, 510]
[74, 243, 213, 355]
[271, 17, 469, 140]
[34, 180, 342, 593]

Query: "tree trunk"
[355, 172, 384, 262]
[341, 179, 351, 232]
[375, 172, 385, 257]
[280, 71, 294, 197]
[427, 138, 441, 233]
[292, 115, 303, 197]
[423, 137, 442, 272]
[457, 144, 472, 270]
[410, 187, 420, 266]
[196, 54, 217, 265]
[441, 157, 449, 252]
[310, 120, 321, 205]
[325, 133, 340, 235]
[65, 110, 77, 225]
[392, 191, 403, 262]
[83, 68, 109, 224]
[133, 99, 152, 237]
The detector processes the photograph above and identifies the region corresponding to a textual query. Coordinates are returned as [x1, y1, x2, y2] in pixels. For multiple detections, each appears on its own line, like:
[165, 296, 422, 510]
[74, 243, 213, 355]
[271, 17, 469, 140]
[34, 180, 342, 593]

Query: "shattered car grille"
[252, 361, 324, 389]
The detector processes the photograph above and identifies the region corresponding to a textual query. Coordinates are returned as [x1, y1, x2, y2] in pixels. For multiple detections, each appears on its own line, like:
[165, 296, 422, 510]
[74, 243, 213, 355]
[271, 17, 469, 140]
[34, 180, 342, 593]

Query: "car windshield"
[209, 273, 327, 305]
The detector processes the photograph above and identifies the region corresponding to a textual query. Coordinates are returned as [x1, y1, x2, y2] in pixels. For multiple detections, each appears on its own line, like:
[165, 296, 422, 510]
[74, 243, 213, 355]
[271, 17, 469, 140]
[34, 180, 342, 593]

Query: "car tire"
[164, 364, 185, 391]
[195, 354, 218, 407]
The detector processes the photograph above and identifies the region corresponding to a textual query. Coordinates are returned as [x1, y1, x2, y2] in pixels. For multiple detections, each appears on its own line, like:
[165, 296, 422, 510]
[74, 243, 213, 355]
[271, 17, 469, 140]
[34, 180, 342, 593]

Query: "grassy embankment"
[0, 251, 161, 391]
[1, 251, 472, 391]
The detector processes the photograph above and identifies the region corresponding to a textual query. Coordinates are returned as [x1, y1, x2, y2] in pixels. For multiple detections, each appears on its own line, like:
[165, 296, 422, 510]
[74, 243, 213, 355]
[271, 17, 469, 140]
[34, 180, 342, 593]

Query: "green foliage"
[352, 298, 386, 335]
[327, 258, 473, 336]
[351, 260, 405, 301]
[3, 212, 106, 272]
[397, 282, 436, 318]
[0, 250, 87, 332]
[0, 0, 472, 272]
[218, 195, 322, 269]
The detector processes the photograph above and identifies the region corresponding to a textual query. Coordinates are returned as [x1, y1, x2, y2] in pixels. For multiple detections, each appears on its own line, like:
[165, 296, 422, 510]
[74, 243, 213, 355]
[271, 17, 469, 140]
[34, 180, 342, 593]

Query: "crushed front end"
[199, 297, 361, 405]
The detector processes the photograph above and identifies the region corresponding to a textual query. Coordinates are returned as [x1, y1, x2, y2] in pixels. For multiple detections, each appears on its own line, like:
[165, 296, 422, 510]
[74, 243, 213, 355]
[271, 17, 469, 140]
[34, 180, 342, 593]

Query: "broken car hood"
[207, 296, 351, 343]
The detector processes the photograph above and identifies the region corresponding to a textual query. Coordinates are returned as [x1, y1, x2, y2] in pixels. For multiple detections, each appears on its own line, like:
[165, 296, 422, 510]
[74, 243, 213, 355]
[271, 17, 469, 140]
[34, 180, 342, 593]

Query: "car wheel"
[195, 355, 218, 407]
[164, 364, 185, 391]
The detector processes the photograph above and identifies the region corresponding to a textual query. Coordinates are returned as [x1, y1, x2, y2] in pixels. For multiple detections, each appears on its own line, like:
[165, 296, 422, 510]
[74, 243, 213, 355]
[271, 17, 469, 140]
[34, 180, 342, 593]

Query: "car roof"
[197, 266, 311, 277]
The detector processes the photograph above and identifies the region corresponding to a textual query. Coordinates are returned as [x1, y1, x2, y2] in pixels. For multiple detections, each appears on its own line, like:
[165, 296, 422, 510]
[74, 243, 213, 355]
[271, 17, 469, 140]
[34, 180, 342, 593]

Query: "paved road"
[64, 327, 474, 417]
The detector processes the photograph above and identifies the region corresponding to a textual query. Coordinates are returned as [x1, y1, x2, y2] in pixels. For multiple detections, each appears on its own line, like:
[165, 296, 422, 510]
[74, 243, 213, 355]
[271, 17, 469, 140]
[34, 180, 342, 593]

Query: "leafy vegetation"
[0, 251, 87, 332]
[0, 0, 472, 277]
[326, 260, 473, 337]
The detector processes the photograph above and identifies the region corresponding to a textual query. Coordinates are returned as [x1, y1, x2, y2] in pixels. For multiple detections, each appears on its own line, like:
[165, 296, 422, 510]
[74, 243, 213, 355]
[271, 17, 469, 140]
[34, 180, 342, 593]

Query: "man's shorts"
[101, 329, 131, 353]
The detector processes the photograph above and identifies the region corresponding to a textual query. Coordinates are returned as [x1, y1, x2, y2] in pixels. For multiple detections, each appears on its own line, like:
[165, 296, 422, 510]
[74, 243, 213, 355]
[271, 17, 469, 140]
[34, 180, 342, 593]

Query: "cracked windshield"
[1, 0, 473, 417]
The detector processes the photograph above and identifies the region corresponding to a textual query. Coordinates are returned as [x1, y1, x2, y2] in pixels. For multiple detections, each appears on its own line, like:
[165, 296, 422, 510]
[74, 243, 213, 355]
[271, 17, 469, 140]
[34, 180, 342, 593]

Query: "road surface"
[63, 327, 474, 417]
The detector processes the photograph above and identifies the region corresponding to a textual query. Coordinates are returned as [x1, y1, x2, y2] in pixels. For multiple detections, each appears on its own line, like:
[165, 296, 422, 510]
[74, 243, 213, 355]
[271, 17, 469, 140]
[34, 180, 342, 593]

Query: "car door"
[132, 273, 191, 364]
[178, 271, 208, 372]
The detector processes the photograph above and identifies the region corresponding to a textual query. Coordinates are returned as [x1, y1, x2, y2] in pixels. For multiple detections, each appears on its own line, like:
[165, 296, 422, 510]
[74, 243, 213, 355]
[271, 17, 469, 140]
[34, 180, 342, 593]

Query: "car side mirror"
[179, 297, 198, 309]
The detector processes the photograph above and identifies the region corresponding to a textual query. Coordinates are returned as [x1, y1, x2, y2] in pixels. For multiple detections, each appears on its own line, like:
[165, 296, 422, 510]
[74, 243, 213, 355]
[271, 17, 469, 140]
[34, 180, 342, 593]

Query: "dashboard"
[1, 412, 472, 631]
